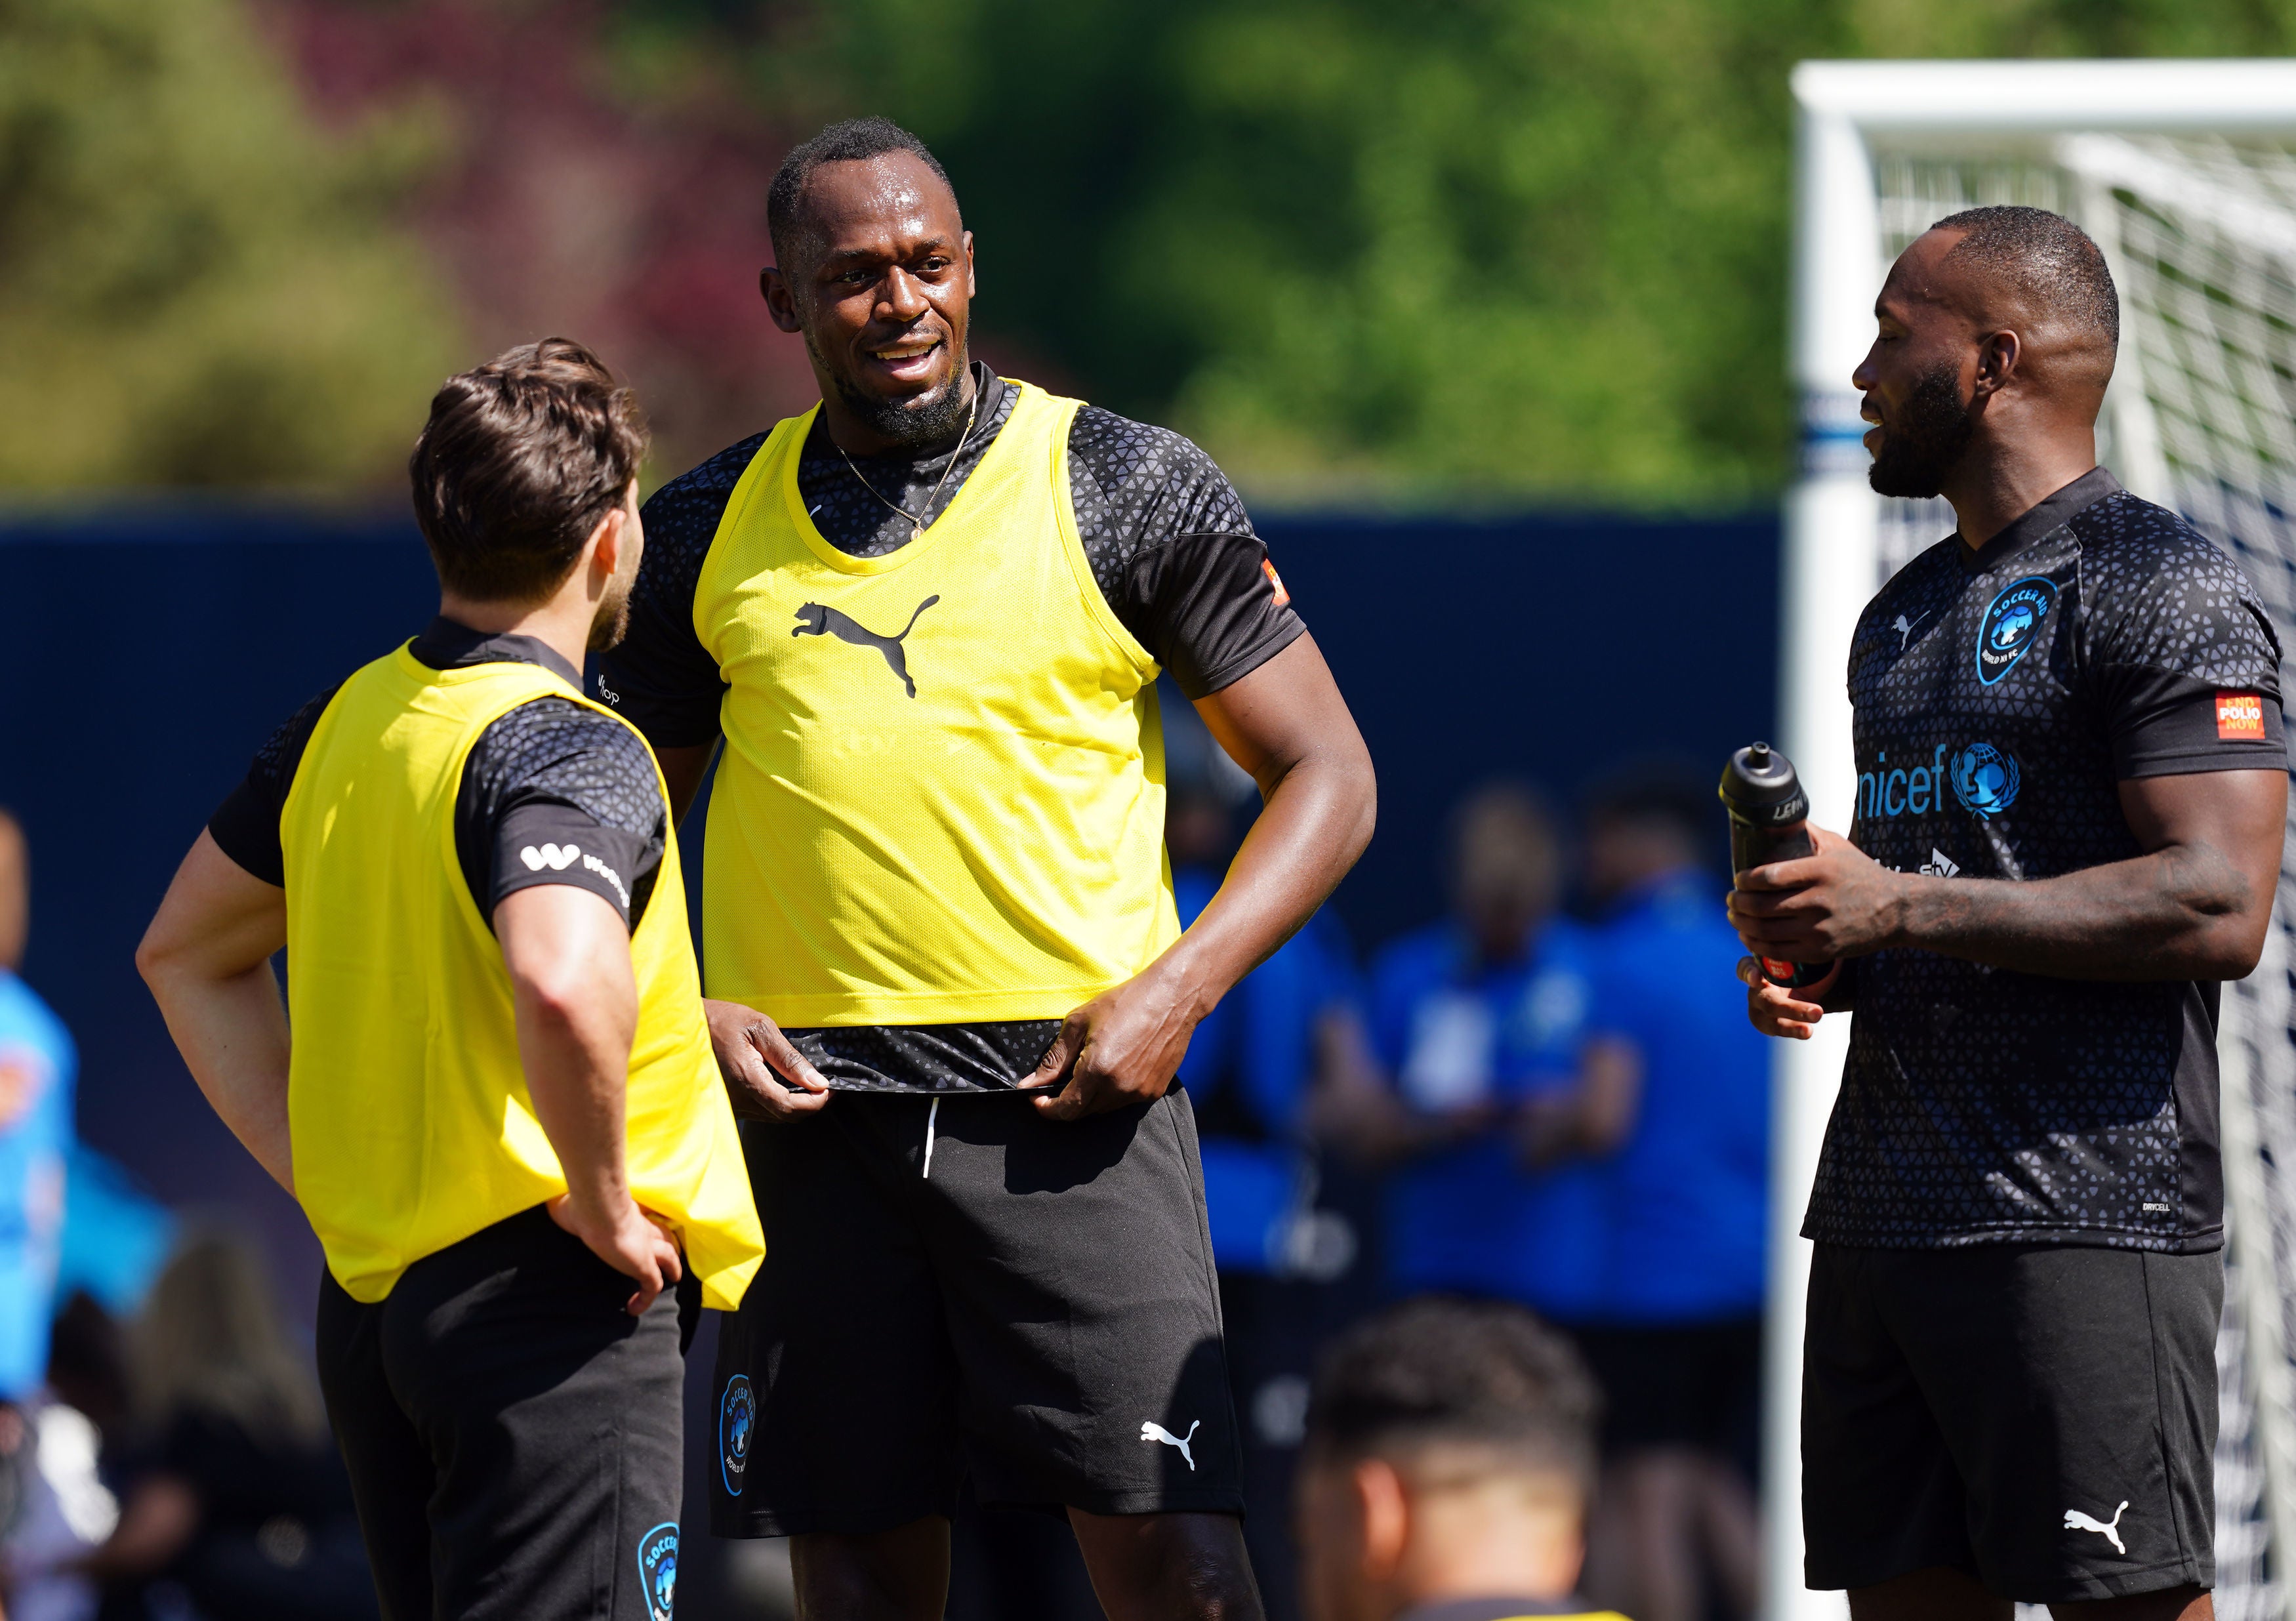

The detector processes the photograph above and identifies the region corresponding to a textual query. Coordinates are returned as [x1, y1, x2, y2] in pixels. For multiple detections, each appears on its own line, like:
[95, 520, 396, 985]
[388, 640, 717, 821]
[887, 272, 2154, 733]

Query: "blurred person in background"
[0, 811, 73, 1426]
[1567, 769, 1767, 1621]
[1317, 786, 1607, 1330]
[1293, 1294, 1626, 1621]
[0, 810, 93, 1621]
[75, 1229, 377, 1621]
[1168, 704, 1370, 1621]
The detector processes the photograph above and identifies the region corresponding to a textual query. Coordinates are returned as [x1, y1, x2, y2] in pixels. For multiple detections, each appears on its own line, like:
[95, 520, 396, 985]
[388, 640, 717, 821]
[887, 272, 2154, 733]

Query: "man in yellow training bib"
[593, 116, 1377, 1616]
[138, 340, 762, 1621]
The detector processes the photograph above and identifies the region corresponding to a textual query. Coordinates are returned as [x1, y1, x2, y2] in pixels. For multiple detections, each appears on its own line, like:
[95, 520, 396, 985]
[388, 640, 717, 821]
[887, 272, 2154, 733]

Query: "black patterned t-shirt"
[209, 619, 667, 931]
[1804, 467, 2287, 1253]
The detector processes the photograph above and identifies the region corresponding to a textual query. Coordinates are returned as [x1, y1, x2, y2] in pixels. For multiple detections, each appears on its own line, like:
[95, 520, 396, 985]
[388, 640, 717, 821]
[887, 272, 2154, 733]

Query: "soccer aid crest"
[637, 1522, 678, 1621]
[1950, 743, 2021, 819]
[1977, 576, 2057, 685]
[720, 1374, 756, 1497]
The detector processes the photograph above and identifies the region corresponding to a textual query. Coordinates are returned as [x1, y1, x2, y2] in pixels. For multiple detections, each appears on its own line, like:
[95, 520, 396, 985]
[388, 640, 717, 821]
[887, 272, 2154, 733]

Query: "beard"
[1867, 361, 1975, 499]
[588, 574, 633, 652]
[807, 328, 974, 448]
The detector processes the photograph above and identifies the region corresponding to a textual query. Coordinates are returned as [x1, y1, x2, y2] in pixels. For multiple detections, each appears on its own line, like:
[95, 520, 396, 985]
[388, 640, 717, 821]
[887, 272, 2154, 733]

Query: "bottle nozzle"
[1748, 742, 1773, 769]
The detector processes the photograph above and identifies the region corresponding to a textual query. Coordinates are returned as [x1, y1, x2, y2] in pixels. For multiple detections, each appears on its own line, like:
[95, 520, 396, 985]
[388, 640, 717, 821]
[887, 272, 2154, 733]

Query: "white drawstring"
[921, 1096, 941, 1180]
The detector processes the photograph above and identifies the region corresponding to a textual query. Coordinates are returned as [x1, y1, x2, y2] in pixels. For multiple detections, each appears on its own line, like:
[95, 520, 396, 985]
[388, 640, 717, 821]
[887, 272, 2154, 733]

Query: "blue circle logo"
[1949, 743, 2021, 819]
[719, 1374, 755, 1498]
[1977, 576, 2057, 686]
[638, 1522, 678, 1621]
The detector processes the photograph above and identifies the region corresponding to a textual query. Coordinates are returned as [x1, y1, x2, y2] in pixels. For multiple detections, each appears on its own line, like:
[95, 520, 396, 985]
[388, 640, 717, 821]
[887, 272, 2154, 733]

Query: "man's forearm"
[144, 961, 293, 1191]
[1895, 843, 2265, 979]
[138, 833, 296, 1193]
[1153, 747, 1376, 1015]
[515, 985, 640, 1216]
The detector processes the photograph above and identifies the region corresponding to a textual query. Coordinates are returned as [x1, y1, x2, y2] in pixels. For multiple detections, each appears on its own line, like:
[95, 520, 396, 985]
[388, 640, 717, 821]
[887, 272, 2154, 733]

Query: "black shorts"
[1803, 1241, 2220, 1603]
[316, 1206, 695, 1621]
[1576, 1315, 1762, 1466]
[710, 1088, 1244, 1535]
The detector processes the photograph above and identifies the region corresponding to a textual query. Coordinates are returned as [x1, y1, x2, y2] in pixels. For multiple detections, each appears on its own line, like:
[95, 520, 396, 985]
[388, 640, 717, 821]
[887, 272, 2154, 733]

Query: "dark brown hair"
[1303, 1295, 1601, 1488]
[408, 338, 647, 602]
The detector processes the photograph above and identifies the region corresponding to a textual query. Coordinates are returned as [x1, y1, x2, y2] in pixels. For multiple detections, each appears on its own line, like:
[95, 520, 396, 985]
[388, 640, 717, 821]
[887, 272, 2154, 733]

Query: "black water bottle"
[1718, 742, 1834, 989]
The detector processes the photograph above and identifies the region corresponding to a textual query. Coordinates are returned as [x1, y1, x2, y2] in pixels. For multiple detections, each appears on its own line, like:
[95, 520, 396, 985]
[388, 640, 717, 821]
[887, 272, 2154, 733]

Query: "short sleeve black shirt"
[1805, 468, 2287, 1254]
[208, 619, 668, 930]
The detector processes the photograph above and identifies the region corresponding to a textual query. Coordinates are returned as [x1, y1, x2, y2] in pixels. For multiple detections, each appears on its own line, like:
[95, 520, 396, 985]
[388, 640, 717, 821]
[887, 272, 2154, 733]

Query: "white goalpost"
[1774, 59, 2296, 1621]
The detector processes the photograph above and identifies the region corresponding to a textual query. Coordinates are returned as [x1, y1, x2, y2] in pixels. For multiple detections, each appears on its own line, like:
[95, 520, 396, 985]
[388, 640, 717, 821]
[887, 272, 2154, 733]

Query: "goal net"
[1779, 64, 2296, 1621]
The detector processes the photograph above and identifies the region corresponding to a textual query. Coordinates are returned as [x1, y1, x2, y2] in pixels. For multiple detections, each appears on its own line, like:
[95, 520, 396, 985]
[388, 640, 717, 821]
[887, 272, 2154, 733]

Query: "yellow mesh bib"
[694, 380, 1181, 1025]
[279, 647, 762, 1307]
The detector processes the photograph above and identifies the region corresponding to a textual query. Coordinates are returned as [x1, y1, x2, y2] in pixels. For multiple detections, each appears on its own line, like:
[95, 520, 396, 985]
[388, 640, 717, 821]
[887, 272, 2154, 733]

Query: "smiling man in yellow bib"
[592, 117, 1377, 1619]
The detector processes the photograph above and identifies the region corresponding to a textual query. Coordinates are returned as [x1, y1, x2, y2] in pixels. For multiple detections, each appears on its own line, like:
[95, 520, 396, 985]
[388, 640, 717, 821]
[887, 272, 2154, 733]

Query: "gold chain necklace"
[834, 390, 981, 543]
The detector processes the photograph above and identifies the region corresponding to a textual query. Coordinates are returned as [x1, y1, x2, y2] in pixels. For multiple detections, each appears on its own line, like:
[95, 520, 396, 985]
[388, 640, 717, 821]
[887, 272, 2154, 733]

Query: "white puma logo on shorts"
[2064, 1500, 2128, 1555]
[1140, 1420, 1200, 1471]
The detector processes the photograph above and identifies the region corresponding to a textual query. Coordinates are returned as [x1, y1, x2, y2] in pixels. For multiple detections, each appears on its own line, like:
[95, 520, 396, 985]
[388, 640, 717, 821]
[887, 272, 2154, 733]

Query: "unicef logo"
[1949, 743, 2021, 819]
[720, 1374, 756, 1497]
[637, 1522, 678, 1621]
[1977, 575, 2057, 686]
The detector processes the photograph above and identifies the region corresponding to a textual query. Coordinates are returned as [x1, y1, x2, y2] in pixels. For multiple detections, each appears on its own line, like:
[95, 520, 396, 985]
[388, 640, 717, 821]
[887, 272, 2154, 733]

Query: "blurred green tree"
[676, 0, 2296, 503]
[0, 0, 459, 489]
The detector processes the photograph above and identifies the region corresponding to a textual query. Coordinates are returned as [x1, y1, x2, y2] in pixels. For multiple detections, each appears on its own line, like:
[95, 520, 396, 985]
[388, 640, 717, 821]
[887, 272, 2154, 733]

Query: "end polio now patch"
[2217, 689, 2268, 741]
[1977, 576, 2057, 686]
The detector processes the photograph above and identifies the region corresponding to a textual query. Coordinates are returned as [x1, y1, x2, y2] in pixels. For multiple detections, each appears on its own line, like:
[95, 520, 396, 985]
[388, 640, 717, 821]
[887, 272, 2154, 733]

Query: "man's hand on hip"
[707, 998, 832, 1122]
[1727, 823, 1907, 962]
[547, 1192, 683, 1316]
[1023, 966, 1205, 1120]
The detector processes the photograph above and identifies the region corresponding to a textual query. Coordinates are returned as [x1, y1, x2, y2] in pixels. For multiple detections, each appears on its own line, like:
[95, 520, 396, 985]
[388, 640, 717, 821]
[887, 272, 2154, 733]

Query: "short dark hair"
[1933, 205, 2120, 349]
[768, 116, 956, 263]
[1303, 1296, 1600, 1489]
[408, 339, 646, 603]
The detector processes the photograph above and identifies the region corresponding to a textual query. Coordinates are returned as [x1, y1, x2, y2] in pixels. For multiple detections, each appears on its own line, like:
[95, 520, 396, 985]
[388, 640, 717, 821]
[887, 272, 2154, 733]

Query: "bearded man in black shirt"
[1734, 207, 2287, 1621]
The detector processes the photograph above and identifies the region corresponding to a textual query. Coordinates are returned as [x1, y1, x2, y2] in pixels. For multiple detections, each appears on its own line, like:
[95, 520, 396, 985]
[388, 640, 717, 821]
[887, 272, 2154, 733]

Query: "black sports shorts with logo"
[710, 1087, 1244, 1534]
[1803, 1241, 2220, 1603]
[316, 1206, 694, 1621]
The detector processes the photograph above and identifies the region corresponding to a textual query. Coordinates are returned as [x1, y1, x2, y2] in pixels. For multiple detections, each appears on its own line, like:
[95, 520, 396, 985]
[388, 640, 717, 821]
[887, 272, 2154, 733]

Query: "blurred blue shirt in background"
[1366, 920, 1606, 1323]
[0, 970, 75, 1400]
[1586, 869, 1770, 1323]
[1174, 869, 1357, 1273]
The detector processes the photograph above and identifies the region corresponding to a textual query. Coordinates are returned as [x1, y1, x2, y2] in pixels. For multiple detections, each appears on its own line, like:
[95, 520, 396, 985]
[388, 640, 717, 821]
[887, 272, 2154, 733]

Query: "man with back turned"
[1734, 207, 2287, 1621]
[136, 340, 763, 1621]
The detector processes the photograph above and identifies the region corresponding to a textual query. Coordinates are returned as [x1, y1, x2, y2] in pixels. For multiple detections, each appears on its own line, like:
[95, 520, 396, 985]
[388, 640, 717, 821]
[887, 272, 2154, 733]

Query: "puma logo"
[1892, 610, 1931, 651]
[2064, 1501, 2128, 1555]
[792, 596, 941, 697]
[1139, 1419, 1200, 1471]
